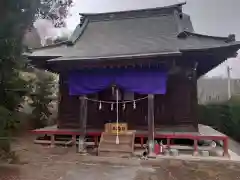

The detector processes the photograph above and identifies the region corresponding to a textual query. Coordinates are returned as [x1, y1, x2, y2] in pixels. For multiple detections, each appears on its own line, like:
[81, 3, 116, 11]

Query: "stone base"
[193, 151, 199, 156]
[223, 152, 231, 159]
[170, 149, 179, 156]
[78, 150, 88, 155]
[147, 152, 156, 159]
[163, 149, 170, 156]
[200, 150, 209, 157]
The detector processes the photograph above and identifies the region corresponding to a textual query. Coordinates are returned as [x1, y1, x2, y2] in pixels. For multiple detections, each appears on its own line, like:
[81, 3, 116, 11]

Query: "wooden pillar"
[140, 137, 144, 148]
[78, 95, 88, 153]
[192, 63, 198, 130]
[148, 94, 155, 156]
[166, 138, 170, 149]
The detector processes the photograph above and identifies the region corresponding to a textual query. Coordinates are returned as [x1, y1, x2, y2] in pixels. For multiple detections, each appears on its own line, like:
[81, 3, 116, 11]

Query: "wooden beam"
[148, 94, 155, 156]
[78, 95, 88, 153]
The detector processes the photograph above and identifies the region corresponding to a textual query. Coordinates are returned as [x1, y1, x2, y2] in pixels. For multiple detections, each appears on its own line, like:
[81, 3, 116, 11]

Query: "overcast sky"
[64, 0, 240, 78]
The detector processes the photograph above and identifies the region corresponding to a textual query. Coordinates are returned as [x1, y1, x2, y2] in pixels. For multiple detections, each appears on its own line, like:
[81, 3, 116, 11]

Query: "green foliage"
[0, 0, 68, 159]
[0, 0, 38, 110]
[199, 99, 240, 141]
[30, 71, 56, 128]
[0, 0, 39, 155]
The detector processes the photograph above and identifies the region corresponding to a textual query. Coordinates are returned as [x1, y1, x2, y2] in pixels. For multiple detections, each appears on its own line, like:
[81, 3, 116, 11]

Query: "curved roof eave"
[47, 51, 182, 63]
[180, 41, 240, 52]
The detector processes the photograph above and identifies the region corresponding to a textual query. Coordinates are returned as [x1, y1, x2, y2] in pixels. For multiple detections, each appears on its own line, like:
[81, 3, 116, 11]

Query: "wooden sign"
[104, 123, 128, 134]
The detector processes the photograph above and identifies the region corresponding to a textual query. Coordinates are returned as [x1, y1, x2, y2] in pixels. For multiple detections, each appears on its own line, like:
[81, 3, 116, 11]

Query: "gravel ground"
[0, 136, 240, 180]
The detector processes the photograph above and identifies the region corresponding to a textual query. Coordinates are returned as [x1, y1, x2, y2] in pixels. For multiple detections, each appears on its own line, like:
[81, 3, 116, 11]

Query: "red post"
[72, 135, 76, 145]
[193, 139, 198, 156]
[140, 137, 144, 148]
[223, 138, 230, 158]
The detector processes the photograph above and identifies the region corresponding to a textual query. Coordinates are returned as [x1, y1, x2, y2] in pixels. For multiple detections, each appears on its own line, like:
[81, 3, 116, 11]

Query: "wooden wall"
[57, 75, 81, 128]
[57, 72, 198, 131]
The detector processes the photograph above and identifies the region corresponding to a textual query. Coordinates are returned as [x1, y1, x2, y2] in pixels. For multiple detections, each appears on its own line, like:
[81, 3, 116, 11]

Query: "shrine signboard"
[104, 123, 128, 134]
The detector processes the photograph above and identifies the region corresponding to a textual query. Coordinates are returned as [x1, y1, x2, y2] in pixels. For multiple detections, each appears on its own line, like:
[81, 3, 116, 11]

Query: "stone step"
[98, 132, 135, 157]
[99, 144, 133, 152]
[98, 151, 132, 158]
[102, 139, 132, 144]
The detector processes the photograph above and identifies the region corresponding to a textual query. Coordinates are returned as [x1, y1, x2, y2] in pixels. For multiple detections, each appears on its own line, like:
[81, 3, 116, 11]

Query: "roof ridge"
[67, 16, 89, 45]
[68, 3, 184, 46]
[80, 2, 186, 16]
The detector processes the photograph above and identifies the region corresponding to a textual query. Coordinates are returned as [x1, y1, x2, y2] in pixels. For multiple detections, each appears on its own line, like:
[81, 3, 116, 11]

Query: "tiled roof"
[27, 2, 240, 77]
[29, 3, 239, 60]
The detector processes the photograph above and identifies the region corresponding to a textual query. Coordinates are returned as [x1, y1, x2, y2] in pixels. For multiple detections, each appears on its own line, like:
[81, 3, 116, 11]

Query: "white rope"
[79, 93, 148, 144]
[116, 89, 119, 144]
[83, 96, 148, 104]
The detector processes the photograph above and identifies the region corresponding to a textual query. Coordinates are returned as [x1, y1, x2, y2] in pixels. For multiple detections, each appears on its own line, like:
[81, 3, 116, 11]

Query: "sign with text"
[104, 123, 128, 134]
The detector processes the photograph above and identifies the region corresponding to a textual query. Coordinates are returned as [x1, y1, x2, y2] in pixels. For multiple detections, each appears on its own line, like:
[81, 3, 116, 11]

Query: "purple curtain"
[115, 69, 166, 94]
[68, 68, 167, 95]
[68, 70, 113, 95]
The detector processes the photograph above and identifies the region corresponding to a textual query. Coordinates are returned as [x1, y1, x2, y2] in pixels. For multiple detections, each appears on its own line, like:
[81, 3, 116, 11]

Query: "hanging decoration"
[133, 100, 136, 109]
[111, 85, 115, 96]
[122, 103, 126, 111]
[111, 103, 114, 111]
[83, 95, 147, 112]
[83, 96, 147, 105]
[99, 101, 102, 110]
